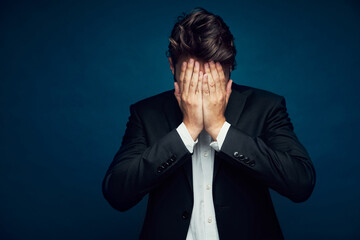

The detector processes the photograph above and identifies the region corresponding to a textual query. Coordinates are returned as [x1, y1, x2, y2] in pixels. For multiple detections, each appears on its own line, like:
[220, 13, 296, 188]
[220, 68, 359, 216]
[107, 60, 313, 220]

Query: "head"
[166, 7, 237, 84]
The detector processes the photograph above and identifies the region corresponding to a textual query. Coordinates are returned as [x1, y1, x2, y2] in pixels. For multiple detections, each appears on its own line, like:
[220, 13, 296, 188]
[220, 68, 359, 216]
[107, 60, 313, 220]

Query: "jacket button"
[182, 211, 189, 219]
[166, 159, 173, 165]
[233, 152, 239, 158]
[157, 166, 165, 173]
[169, 154, 177, 162]
[162, 162, 169, 168]
[249, 162, 256, 167]
[244, 156, 251, 163]
[239, 154, 245, 160]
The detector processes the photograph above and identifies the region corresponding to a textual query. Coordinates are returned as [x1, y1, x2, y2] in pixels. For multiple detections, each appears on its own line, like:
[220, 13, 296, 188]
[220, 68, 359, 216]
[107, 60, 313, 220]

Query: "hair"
[166, 7, 237, 80]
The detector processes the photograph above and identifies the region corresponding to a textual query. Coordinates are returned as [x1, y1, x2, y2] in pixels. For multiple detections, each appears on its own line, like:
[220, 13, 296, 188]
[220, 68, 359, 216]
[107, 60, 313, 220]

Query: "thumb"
[225, 79, 233, 104]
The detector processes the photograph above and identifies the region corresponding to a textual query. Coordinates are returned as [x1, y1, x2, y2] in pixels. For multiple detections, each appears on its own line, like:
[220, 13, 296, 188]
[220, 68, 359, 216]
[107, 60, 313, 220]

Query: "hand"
[174, 58, 204, 141]
[202, 61, 233, 140]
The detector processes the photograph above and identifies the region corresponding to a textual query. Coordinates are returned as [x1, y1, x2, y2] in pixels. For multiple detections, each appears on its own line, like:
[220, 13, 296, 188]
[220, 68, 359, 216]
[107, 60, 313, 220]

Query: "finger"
[209, 61, 221, 95]
[196, 70, 203, 96]
[179, 61, 187, 94]
[189, 61, 199, 94]
[225, 79, 233, 105]
[174, 81, 180, 96]
[174, 82, 181, 105]
[205, 62, 216, 95]
[216, 62, 226, 94]
[184, 58, 194, 95]
[202, 73, 210, 96]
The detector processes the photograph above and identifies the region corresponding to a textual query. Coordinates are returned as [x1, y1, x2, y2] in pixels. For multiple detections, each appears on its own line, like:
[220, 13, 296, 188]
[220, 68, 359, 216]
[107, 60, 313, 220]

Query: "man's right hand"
[174, 58, 204, 141]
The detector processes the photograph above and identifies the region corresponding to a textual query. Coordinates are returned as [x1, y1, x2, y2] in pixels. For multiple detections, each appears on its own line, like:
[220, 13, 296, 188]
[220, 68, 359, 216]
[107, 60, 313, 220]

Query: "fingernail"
[189, 58, 194, 64]
[195, 61, 199, 68]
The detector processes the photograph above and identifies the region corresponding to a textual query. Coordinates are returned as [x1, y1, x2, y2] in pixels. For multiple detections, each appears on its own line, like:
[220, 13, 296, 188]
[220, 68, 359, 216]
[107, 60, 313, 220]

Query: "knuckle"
[186, 98, 193, 105]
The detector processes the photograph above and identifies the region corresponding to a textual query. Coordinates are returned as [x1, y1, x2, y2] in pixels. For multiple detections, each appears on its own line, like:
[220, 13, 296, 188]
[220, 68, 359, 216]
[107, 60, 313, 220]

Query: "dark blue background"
[1, 0, 359, 239]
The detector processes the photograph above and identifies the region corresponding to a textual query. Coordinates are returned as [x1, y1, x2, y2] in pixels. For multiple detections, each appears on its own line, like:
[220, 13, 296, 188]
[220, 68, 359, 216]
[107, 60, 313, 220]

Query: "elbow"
[102, 173, 134, 212]
[288, 183, 315, 203]
[105, 199, 134, 213]
[102, 189, 130, 212]
[288, 168, 316, 203]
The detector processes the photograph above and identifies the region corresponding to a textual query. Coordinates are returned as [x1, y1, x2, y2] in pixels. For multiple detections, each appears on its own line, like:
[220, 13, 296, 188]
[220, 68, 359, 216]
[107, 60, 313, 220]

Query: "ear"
[168, 57, 175, 75]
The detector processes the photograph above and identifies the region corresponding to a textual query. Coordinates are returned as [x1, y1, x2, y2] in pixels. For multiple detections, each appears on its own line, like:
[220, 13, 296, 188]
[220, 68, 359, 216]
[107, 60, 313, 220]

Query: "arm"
[217, 96, 316, 202]
[102, 103, 192, 212]
[102, 57, 205, 212]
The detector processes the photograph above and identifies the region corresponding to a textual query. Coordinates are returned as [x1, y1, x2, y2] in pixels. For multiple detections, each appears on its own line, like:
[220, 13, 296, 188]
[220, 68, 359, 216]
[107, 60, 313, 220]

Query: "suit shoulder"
[129, 89, 173, 114]
[234, 83, 284, 104]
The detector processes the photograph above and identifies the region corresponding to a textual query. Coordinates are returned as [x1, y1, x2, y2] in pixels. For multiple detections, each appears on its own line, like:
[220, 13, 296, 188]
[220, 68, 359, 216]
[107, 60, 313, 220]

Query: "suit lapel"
[163, 83, 250, 192]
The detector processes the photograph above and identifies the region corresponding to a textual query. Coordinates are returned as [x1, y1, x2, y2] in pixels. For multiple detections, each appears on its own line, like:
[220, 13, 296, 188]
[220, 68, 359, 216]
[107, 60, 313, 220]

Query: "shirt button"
[208, 217, 212, 223]
[203, 151, 209, 157]
[206, 184, 211, 190]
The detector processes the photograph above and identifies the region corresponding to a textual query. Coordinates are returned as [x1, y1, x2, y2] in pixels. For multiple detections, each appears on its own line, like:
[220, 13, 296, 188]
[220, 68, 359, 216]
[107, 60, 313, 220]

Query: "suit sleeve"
[217, 96, 316, 203]
[102, 103, 192, 212]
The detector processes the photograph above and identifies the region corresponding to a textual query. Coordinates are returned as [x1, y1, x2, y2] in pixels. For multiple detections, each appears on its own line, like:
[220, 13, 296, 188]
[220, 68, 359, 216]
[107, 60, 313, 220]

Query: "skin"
[168, 56, 233, 141]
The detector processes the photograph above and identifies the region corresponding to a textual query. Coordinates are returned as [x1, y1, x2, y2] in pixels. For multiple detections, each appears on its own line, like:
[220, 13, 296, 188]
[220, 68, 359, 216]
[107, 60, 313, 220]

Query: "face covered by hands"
[172, 56, 233, 141]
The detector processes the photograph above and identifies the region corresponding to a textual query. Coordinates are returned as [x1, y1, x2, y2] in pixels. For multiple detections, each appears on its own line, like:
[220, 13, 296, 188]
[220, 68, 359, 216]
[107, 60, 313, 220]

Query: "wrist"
[206, 117, 226, 140]
[183, 121, 202, 141]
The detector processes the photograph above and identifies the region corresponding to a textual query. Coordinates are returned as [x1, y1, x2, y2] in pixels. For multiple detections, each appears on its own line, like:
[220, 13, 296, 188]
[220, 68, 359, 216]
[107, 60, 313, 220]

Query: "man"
[102, 7, 316, 240]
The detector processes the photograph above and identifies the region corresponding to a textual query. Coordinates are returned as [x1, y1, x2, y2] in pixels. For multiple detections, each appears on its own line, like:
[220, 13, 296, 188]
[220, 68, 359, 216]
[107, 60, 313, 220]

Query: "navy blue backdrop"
[1, 0, 359, 239]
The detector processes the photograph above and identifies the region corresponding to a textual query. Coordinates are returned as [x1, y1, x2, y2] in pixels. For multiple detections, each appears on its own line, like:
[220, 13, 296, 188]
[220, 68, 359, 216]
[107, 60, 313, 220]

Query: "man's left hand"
[202, 61, 233, 140]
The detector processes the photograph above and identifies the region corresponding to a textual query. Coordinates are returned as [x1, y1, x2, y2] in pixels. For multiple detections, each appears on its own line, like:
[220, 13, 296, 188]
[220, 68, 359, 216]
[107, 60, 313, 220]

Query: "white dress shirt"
[176, 121, 231, 240]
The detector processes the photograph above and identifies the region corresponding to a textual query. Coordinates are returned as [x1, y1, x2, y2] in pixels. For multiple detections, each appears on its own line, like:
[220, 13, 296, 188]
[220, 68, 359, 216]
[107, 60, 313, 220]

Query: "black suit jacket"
[102, 82, 316, 240]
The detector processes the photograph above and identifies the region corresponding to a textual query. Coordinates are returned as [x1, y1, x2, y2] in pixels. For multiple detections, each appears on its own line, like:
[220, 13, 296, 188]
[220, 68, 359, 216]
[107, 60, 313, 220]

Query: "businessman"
[102, 7, 316, 240]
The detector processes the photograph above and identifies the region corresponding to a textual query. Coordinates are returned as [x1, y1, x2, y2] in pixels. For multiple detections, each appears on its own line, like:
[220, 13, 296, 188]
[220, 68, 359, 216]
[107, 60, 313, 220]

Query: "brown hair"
[166, 7, 237, 79]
